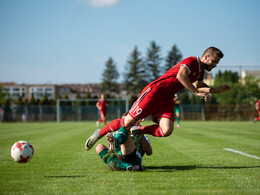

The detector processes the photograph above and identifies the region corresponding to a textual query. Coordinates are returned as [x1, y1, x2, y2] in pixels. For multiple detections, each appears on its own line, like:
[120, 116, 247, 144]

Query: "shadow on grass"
[45, 175, 85, 178]
[144, 165, 260, 172]
[144, 165, 196, 172]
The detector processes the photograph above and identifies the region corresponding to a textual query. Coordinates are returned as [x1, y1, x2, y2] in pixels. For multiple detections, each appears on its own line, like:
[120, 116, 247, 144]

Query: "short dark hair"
[202, 47, 224, 58]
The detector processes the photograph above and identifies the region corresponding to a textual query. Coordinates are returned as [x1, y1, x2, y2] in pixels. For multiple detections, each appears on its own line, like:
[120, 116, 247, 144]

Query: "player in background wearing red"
[86, 47, 231, 149]
[96, 94, 108, 127]
[254, 100, 260, 122]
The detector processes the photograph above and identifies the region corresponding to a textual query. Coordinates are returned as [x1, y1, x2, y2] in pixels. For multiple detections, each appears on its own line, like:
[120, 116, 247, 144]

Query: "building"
[0, 82, 127, 101]
[1, 83, 58, 101]
[241, 70, 260, 80]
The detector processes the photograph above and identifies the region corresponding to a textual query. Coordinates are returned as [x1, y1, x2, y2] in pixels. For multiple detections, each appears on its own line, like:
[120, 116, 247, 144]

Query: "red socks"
[140, 124, 166, 137]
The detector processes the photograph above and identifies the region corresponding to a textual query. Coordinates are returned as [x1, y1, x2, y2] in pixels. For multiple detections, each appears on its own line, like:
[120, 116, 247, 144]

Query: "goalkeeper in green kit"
[95, 122, 152, 171]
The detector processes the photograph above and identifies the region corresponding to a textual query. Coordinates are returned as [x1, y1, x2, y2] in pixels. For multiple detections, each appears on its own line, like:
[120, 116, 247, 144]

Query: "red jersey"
[258, 100, 260, 110]
[129, 56, 204, 121]
[98, 99, 108, 111]
[149, 56, 204, 98]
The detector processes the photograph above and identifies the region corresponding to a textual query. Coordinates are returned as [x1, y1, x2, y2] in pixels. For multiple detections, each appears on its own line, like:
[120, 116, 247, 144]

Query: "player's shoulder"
[181, 56, 198, 64]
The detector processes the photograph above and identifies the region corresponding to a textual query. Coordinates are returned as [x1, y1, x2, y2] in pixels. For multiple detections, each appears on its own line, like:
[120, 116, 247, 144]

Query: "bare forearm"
[197, 87, 218, 93]
[177, 74, 198, 94]
[197, 85, 231, 94]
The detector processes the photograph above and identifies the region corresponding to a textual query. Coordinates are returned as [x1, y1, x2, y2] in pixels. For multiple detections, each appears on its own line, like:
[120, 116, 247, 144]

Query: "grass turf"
[0, 121, 260, 194]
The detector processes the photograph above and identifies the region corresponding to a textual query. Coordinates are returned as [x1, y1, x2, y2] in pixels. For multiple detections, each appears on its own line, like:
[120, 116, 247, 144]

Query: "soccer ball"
[11, 141, 34, 163]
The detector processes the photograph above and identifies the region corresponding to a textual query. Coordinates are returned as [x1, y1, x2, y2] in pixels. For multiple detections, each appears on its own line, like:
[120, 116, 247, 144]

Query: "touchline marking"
[224, 148, 260, 160]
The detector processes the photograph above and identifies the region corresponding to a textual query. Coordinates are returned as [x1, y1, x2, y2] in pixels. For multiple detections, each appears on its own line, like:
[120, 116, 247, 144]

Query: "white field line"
[224, 148, 260, 160]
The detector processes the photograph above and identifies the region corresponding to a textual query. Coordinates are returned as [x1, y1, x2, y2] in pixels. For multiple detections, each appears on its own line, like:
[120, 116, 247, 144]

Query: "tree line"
[0, 40, 259, 107]
[101, 41, 182, 95]
[100, 41, 260, 106]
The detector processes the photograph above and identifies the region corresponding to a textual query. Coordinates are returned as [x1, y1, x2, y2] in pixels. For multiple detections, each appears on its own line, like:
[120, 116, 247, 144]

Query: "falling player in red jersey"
[86, 47, 231, 149]
[96, 94, 109, 127]
[254, 100, 260, 122]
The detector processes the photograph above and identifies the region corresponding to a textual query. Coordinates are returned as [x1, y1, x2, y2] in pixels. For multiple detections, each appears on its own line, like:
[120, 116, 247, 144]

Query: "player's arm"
[96, 102, 101, 110]
[176, 65, 211, 102]
[141, 135, 152, 156]
[194, 81, 231, 94]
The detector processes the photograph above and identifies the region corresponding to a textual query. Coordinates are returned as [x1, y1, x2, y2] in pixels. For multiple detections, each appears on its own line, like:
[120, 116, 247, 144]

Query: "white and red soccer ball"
[11, 141, 34, 163]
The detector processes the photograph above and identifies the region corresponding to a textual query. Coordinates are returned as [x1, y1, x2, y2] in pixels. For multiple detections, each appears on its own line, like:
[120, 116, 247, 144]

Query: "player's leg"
[96, 133, 142, 171]
[256, 109, 260, 121]
[99, 111, 106, 126]
[112, 129, 143, 171]
[124, 114, 139, 130]
[97, 111, 103, 127]
[136, 118, 174, 137]
[175, 111, 180, 128]
[85, 118, 122, 150]
[116, 131, 143, 170]
[102, 110, 107, 126]
[96, 144, 133, 171]
[119, 132, 136, 156]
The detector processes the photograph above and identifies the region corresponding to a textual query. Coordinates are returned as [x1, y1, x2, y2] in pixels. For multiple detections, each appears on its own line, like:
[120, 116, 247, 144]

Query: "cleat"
[106, 133, 116, 152]
[85, 129, 101, 150]
[96, 121, 100, 127]
[176, 124, 180, 128]
[126, 165, 143, 171]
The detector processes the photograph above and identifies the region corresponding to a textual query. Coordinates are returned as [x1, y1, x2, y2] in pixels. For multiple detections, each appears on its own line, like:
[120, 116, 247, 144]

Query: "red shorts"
[100, 109, 106, 117]
[129, 85, 175, 123]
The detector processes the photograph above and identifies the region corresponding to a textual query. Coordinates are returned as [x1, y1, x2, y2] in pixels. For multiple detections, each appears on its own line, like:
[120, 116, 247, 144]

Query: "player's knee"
[161, 126, 174, 136]
[96, 144, 106, 155]
[124, 114, 138, 130]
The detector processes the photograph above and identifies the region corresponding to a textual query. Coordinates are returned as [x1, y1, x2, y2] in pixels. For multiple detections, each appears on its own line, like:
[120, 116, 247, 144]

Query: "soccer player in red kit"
[86, 47, 231, 150]
[96, 94, 108, 127]
[255, 100, 260, 122]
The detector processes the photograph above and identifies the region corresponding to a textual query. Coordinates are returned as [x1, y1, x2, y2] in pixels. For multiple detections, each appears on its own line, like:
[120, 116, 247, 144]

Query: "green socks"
[99, 149, 132, 170]
[114, 127, 128, 145]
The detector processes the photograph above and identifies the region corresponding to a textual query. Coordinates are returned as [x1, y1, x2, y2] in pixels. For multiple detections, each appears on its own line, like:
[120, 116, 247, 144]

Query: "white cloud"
[77, 0, 121, 7]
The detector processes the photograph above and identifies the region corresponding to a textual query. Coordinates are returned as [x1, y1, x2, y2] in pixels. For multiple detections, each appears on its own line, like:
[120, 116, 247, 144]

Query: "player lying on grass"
[95, 126, 152, 171]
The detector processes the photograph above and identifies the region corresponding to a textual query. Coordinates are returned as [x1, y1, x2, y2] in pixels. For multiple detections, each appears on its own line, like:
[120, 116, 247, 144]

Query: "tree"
[29, 94, 36, 105]
[101, 57, 119, 93]
[40, 95, 49, 105]
[164, 44, 182, 72]
[213, 70, 260, 105]
[145, 41, 163, 82]
[123, 46, 146, 95]
[0, 86, 7, 106]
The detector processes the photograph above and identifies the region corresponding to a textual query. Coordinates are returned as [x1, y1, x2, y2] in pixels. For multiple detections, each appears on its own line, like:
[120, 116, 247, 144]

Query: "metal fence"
[0, 104, 257, 122]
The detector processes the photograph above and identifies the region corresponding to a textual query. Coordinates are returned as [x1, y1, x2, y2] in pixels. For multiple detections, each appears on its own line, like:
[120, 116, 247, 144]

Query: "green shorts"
[116, 149, 142, 165]
[174, 105, 180, 114]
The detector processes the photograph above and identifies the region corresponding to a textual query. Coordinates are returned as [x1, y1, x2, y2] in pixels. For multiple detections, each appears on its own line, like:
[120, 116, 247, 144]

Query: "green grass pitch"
[0, 121, 260, 194]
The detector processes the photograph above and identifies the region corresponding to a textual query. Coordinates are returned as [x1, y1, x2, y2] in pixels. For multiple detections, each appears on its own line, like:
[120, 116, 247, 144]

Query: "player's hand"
[216, 85, 232, 93]
[195, 92, 211, 103]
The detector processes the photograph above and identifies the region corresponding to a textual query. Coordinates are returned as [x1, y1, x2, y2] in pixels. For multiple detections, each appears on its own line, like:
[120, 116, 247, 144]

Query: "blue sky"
[0, 0, 260, 84]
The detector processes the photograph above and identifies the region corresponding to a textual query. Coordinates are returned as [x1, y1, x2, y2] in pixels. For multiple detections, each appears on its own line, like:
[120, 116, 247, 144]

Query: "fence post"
[201, 105, 206, 121]
[57, 99, 60, 123]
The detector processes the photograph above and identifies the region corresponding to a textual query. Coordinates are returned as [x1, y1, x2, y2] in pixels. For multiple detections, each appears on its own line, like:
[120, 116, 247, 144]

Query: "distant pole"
[125, 98, 129, 113]
[57, 99, 60, 123]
